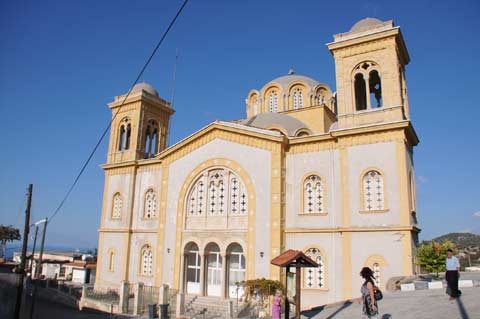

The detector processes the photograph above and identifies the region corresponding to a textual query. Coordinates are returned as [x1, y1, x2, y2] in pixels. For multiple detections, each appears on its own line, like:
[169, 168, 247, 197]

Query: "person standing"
[445, 248, 461, 300]
[271, 289, 282, 319]
[359, 267, 379, 318]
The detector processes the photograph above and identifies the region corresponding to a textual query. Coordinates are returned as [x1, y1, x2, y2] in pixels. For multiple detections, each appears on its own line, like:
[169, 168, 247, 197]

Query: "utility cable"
[49, 0, 190, 222]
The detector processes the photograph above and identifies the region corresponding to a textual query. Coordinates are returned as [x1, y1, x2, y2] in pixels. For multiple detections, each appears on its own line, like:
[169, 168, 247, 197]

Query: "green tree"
[0, 225, 21, 258]
[416, 240, 456, 277]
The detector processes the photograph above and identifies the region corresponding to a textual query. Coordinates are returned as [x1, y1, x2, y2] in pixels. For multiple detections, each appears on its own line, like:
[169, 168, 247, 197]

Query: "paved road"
[20, 297, 115, 319]
[300, 287, 479, 319]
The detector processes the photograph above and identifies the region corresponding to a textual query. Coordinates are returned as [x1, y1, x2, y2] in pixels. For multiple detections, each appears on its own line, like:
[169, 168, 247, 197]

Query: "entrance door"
[206, 243, 222, 296]
[227, 243, 246, 298]
[185, 243, 201, 294]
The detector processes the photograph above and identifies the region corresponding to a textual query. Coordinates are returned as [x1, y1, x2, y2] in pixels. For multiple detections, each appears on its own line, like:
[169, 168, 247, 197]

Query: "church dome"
[261, 69, 320, 91]
[350, 18, 384, 32]
[132, 82, 159, 96]
[240, 112, 311, 137]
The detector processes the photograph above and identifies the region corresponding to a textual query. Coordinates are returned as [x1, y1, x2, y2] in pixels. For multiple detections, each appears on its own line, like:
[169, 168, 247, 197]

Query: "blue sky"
[1, 0, 479, 250]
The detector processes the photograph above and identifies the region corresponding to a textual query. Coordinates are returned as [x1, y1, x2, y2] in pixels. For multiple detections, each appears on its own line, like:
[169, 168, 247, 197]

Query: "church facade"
[95, 18, 420, 308]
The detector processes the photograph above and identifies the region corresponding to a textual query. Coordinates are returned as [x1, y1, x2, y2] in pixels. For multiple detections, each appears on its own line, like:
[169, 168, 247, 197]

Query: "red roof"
[270, 249, 318, 268]
[64, 261, 96, 269]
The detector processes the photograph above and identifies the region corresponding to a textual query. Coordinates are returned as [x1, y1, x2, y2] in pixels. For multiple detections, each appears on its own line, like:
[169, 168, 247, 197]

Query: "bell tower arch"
[327, 18, 410, 129]
[106, 82, 175, 164]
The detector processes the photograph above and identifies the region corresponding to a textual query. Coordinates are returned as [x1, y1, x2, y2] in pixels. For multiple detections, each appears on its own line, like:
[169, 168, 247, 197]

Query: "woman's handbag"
[374, 287, 383, 301]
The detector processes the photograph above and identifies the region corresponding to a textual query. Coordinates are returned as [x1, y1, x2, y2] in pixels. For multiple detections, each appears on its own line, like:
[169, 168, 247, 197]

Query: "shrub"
[416, 240, 456, 276]
[242, 278, 284, 298]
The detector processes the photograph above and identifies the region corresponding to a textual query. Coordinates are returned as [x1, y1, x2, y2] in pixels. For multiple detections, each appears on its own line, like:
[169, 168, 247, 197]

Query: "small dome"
[132, 82, 159, 96]
[350, 18, 384, 32]
[240, 113, 311, 137]
[261, 70, 321, 92]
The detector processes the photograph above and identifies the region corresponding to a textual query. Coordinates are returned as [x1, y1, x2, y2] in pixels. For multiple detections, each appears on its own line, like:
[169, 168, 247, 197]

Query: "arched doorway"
[185, 242, 201, 294]
[205, 243, 222, 297]
[227, 243, 246, 298]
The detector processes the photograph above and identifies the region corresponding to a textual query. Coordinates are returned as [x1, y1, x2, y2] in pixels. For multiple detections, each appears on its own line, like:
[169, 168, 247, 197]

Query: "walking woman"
[359, 267, 379, 318]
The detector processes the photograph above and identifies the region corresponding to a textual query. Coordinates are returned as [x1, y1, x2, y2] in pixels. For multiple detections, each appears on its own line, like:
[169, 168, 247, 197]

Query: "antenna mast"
[167, 49, 179, 147]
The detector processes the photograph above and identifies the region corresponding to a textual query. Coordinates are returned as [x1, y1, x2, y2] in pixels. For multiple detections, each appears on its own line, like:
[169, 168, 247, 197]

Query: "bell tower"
[327, 18, 410, 129]
[106, 82, 175, 164]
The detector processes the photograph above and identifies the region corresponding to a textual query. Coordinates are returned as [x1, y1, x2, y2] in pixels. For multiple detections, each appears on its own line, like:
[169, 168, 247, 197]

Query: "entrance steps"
[184, 295, 245, 319]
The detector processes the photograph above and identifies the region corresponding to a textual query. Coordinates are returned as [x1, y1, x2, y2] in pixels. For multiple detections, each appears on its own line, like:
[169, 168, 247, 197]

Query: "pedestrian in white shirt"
[445, 249, 461, 300]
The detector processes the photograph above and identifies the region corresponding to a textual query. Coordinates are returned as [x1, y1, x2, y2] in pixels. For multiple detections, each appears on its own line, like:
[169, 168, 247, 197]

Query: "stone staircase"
[183, 295, 240, 319]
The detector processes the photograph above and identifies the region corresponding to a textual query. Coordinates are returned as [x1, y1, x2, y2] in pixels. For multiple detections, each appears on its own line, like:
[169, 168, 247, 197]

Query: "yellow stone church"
[95, 17, 420, 308]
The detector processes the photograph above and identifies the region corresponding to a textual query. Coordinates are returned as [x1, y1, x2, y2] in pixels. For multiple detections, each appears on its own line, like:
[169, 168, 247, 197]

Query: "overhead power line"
[49, 0, 190, 222]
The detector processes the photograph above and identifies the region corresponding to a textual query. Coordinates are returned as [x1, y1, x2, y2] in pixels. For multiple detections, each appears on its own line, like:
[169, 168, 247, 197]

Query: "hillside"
[432, 232, 480, 249]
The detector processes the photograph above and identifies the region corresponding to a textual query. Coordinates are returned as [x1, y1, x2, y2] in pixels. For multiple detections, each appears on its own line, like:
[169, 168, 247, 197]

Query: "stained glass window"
[268, 91, 278, 112]
[304, 248, 325, 288]
[373, 262, 381, 286]
[293, 88, 304, 109]
[109, 251, 115, 271]
[144, 189, 157, 219]
[363, 170, 384, 211]
[303, 175, 324, 214]
[112, 193, 122, 219]
[186, 168, 248, 216]
[141, 245, 153, 276]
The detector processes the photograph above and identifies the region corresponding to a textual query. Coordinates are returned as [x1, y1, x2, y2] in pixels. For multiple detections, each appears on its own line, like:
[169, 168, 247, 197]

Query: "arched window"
[118, 118, 131, 151]
[373, 262, 381, 287]
[268, 90, 278, 112]
[252, 100, 259, 115]
[140, 245, 153, 276]
[144, 189, 157, 219]
[249, 94, 259, 115]
[111, 193, 123, 219]
[118, 126, 125, 151]
[315, 88, 328, 106]
[296, 130, 310, 137]
[354, 73, 367, 111]
[144, 120, 159, 158]
[205, 243, 222, 296]
[186, 168, 248, 216]
[125, 124, 131, 150]
[108, 250, 115, 272]
[362, 170, 385, 211]
[304, 247, 325, 289]
[353, 62, 382, 110]
[185, 243, 201, 294]
[409, 171, 416, 212]
[292, 88, 304, 109]
[227, 243, 246, 298]
[303, 175, 324, 214]
[369, 70, 382, 108]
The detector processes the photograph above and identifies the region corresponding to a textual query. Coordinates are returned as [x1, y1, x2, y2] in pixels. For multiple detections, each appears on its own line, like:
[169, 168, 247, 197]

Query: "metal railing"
[84, 285, 120, 304]
[139, 285, 160, 314]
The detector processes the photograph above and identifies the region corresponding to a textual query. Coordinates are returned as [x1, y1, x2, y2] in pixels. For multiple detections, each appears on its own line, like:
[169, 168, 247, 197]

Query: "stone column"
[199, 253, 206, 296]
[365, 75, 371, 109]
[176, 292, 185, 318]
[226, 299, 234, 319]
[220, 253, 227, 299]
[133, 282, 144, 315]
[79, 285, 87, 310]
[119, 281, 129, 314]
[179, 254, 186, 294]
[81, 284, 87, 298]
[159, 284, 169, 305]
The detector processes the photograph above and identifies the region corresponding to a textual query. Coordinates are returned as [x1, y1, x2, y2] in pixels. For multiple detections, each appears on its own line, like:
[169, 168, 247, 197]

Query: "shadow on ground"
[299, 301, 354, 319]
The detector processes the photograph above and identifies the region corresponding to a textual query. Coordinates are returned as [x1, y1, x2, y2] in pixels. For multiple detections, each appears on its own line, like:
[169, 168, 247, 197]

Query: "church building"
[95, 18, 420, 308]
